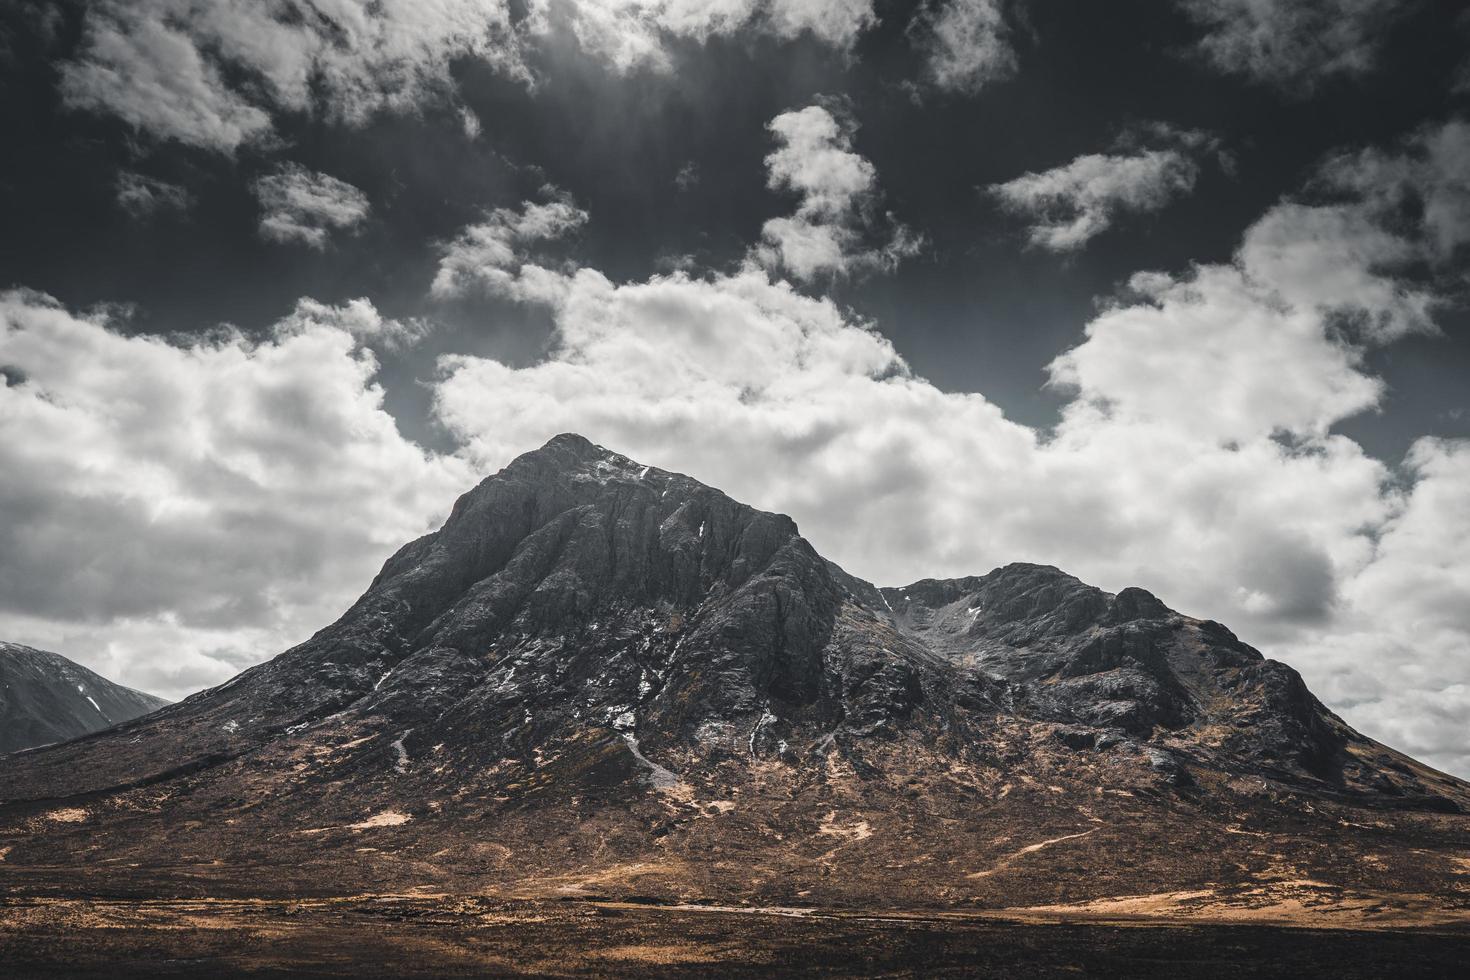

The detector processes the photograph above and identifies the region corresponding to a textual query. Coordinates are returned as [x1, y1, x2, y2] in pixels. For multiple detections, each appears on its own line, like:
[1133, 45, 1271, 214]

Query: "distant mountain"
[0, 642, 168, 754]
[0, 434, 1465, 923]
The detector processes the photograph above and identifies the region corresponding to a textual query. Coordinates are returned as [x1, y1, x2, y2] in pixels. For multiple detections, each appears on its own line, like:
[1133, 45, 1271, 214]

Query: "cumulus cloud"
[545, 0, 878, 74]
[115, 171, 191, 218]
[1291, 438, 1470, 775]
[59, 0, 526, 153]
[278, 296, 432, 352]
[752, 104, 921, 281]
[429, 209, 1401, 627]
[1178, 0, 1410, 92]
[253, 164, 371, 249]
[430, 197, 590, 300]
[989, 125, 1222, 251]
[0, 291, 472, 698]
[420, 119, 1470, 775]
[1317, 119, 1470, 264]
[906, 0, 1017, 95]
[53, 1, 884, 152]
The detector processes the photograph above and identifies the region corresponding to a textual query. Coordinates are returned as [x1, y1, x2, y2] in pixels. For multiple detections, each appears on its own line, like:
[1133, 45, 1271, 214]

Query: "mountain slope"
[0, 642, 169, 754]
[0, 434, 1466, 922]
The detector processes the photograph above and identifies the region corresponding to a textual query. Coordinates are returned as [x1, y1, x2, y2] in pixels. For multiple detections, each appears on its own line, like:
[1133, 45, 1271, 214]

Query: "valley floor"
[1, 895, 1467, 978]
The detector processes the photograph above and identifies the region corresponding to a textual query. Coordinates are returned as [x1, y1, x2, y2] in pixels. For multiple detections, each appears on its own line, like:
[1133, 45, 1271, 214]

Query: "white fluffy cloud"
[1318, 119, 1470, 264]
[439, 106, 920, 293]
[422, 120, 1470, 775]
[429, 212, 1400, 627]
[0, 292, 472, 698]
[279, 296, 432, 352]
[752, 104, 921, 281]
[1290, 438, 1470, 776]
[55, 1, 883, 152]
[989, 127, 1221, 251]
[542, 0, 877, 74]
[906, 0, 1017, 95]
[430, 197, 590, 300]
[253, 164, 371, 249]
[1179, 0, 1409, 91]
[59, 0, 527, 153]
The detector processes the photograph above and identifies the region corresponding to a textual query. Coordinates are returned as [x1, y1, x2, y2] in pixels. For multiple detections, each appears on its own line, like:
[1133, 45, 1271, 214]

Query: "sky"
[1, 1, 1468, 774]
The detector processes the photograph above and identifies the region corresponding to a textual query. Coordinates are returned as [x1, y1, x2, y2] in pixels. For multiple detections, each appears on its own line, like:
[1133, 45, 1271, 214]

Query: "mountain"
[1, 434, 1466, 926]
[0, 642, 168, 754]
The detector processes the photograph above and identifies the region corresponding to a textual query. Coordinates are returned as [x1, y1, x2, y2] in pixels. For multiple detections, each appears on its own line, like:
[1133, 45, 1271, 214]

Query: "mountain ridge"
[0, 642, 169, 754]
[1, 433, 1466, 922]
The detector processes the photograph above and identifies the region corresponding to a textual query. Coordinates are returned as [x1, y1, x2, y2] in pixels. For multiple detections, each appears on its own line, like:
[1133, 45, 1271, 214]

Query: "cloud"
[423, 120, 1470, 775]
[544, 0, 878, 74]
[1317, 119, 1470, 264]
[115, 171, 191, 218]
[989, 125, 1222, 251]
[58, 0, 526, 153]
[7, 118, 1470, 777]
[1178, 0, 1410, 92]
[253, 164, 371, 249]
[906, 0, 1017, 95]
[60, 11, 272, 153]
[1291, 438, 1470, 776]
[0, 291, 472, 698]
[752, 104, 922, 281]
[459, 105, 483, 140]
[430, 208, 1400, 628]
[52, 1, 883, 151]
[430, 197, 590, 300]
[277, 296, 431, 352]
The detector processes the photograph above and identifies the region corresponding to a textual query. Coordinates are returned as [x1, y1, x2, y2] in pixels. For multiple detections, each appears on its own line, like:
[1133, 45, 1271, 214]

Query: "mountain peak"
[485, 433, 680, 497]
[0, 642, 168, 753]
[2, 437, 1466, 917]
[529, 431, 611, 464]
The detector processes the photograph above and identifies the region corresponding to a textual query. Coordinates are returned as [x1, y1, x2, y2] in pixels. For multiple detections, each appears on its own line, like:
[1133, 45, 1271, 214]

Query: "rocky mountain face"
[1, 434, 1467, 919]
[0, 642, 168, 754]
